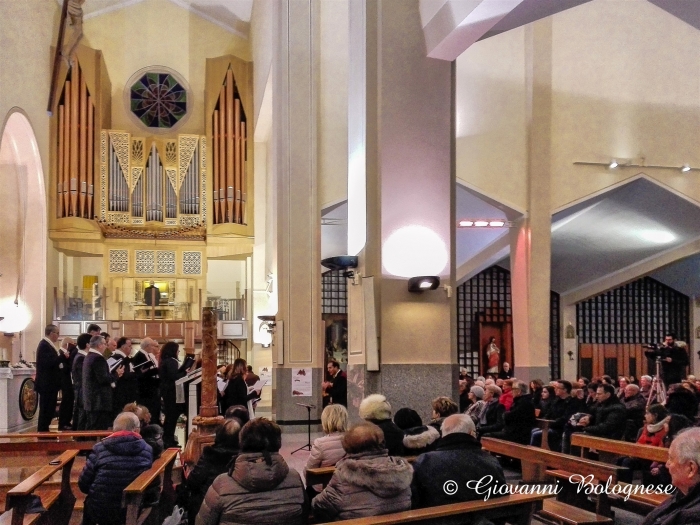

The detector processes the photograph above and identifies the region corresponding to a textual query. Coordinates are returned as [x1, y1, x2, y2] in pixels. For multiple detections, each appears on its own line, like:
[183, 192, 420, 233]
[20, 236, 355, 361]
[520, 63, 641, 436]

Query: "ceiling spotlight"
[488, 220, 505, 227]
[407, 276, 440, 293]
[681, 164, 691, 173]
[474, 220, 489, 227]
[609, 160, 618, 169]
[459, 220, 474, 227]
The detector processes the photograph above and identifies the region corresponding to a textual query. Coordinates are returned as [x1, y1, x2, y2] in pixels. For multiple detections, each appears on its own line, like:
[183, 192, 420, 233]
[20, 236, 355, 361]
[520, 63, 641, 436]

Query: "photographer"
[645, 333, 689, 386]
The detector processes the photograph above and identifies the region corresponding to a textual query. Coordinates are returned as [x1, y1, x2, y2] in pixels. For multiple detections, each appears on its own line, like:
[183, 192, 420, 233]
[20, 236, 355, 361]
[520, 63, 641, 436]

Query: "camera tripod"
[647, 357, 667, 407]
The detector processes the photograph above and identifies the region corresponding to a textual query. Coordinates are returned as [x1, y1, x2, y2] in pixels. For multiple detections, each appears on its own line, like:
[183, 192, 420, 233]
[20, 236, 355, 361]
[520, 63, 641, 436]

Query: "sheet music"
[107, 357, 123, 373]
[247, 379, 268, 394]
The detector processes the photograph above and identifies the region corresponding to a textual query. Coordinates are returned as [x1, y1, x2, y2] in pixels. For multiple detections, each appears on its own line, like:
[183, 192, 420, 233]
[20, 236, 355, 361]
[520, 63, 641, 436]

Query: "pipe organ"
[55, 58, 96, 219]
[100, 133, 205, 226]
[212, 67, 247, 225]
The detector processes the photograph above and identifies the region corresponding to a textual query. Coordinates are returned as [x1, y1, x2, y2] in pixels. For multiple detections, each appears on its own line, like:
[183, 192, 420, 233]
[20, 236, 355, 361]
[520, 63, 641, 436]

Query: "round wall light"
[382, 225, 448, 278]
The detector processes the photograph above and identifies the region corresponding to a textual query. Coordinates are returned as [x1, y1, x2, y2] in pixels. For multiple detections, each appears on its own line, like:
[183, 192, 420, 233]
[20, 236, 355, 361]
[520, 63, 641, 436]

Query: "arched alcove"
[0, 110, 47, 361]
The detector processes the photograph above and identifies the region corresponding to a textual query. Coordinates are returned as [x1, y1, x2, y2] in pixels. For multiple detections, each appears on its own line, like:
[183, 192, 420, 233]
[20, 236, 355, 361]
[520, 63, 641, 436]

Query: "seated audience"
[393, 408, 439, 456]
[574, 384, 626, 439]
[464, 386, 486, 423]
[358, 394, 405, 456]
[304, 404, 348, 497]
[530, 379, 544, 410]
[311, 423, 412, 521]
[141, 424, 164, 459]
[481, 380, 535, 444]
[616, 376, 629, 399]
[458, 380, 470, 412]
[78, 412, 153, 525]
[186, 419, 241, 519]
[429, 396, 459, 434]
[224, 404, 250, 425]
[122, 402, 152, 430]
[411, 414, 507, 510]
[537, 385, 555, 417]
[639, 375, 655, 403]
[641, 427, 700, 525]
[621, 383, 647, 441]
[476, 385, 505, 438]
[577, 377, 590, 389]
[197, 418, 307, 525]
[499, 379, 514, 411]
[585, 381, 600, 410]
[666, 384, 700, 421]
[618, 404, 668, 483]
[531, 380, 577, 450]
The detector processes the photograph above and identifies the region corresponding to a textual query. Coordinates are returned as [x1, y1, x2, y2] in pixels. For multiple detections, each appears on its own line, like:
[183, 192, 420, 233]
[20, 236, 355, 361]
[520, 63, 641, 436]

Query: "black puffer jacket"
[584, 396, 627, 439]
[78, 431, 153, 521]
[366, 419, 405, 456]
[186, 444, 239, 519]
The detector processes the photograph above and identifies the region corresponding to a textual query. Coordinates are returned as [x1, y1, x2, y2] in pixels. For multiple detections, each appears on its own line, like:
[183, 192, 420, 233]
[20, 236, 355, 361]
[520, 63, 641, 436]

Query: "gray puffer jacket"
[311, 449, 413, 521]
[195, 452, 307, 525]
[304, 432, 346, 492]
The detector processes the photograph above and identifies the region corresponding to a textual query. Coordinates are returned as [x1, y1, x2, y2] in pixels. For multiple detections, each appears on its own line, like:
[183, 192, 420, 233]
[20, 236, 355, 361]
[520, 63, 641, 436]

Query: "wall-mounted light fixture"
[407, 276, 440, 293]
[458, 219, 512, 228]
[567, 350, 575, 361]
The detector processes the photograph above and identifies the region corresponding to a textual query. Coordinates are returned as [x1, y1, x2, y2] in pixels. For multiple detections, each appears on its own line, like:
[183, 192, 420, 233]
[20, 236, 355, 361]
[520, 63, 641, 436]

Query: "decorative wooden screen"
[212, 67, 247, 225]
[576, 277, 689, 380]
[322, 270, 347, 314]
[456, 266, 561, 380]
[576, 277, 690, 344]
[55, 58, 95, 219]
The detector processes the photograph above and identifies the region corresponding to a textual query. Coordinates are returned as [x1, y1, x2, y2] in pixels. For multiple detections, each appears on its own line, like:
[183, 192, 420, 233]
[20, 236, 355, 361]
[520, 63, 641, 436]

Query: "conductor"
[144, 281, 160, 306]
[644, 333, 689, 386]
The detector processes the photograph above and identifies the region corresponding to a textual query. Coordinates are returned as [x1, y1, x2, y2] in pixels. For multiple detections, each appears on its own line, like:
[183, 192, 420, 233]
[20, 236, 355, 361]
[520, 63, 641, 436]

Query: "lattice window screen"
[321, 270, 347, 314]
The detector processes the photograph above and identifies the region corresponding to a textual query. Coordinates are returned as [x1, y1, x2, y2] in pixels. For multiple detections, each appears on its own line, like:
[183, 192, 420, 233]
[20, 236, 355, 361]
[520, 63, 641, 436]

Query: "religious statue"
[485, 337, 500, 375]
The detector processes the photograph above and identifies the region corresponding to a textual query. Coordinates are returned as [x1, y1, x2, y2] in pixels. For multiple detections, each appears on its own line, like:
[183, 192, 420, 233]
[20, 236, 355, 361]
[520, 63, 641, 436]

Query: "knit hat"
[394, 408, 422, 430]
[470, 386, 485, 399]
[359, 394, 392, 421]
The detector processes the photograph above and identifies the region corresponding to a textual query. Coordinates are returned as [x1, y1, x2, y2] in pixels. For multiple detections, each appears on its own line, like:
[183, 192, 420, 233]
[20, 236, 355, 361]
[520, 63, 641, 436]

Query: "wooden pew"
[535, 419, 556, 450]
[306, 456, 417, 490]
[122, 448, 179, 525]
[0, 432, 112, 454]
[570, 434, 672, 510]
[571, 434, 668, 463]
[481, 437, 624, 524]
[315, 492, 552, 525]
[1, 450, 78, 525]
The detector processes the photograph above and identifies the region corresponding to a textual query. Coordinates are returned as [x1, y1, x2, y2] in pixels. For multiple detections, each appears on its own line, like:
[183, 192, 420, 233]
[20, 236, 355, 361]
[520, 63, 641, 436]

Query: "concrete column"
[509, 19, 553, 383]
[271, 0, 324, 429]
[347, 0, 457, 425]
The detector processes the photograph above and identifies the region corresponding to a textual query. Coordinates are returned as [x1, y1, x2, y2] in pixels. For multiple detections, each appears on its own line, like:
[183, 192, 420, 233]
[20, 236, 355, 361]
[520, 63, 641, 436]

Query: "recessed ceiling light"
[489, 220, 505, 227]
[681, 164, 691, 173]
[459, 220, 474, 227]
[609, 160, 619, 169]
[474, 220, 489, 227]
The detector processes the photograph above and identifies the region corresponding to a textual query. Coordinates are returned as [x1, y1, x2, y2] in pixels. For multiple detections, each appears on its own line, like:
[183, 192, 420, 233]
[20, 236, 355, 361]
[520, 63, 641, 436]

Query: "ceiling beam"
[561, 235, 700, 305]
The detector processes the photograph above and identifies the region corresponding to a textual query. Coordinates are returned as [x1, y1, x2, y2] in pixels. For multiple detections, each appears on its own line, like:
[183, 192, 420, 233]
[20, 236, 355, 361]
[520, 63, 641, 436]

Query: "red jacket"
[637, 425, 667, 447]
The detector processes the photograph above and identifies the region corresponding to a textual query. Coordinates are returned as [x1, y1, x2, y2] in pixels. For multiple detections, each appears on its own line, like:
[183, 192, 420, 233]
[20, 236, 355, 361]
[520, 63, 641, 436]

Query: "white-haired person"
[304, 404, 348, 498]
[358, 394, 405, 456]
[641, 427, 700, 525]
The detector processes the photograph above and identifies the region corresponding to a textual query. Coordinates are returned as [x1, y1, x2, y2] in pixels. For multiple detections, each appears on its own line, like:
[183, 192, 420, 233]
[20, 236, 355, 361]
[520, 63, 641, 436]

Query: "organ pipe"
[54, 62, 95, 219]
[213, 109, 219, 222]
[226, 69, 234, 223]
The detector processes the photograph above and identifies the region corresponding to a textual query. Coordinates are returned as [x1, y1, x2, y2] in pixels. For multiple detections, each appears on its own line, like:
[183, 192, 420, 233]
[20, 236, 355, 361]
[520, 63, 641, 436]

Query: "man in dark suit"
[58, 337, 78, 429]
[144, 282, 160, 306]
[34, 324, 69, 431]
[131, 337, 160, 423]
[83, 335, 124, 430]
[322, 359, 347, 407]
[110, 337, 139, 418]
[72, 333, 92, 431]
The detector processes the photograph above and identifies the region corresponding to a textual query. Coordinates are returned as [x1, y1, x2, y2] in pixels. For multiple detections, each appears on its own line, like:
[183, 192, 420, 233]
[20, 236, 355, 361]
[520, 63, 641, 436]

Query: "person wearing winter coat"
[476, 385, 505, 437]
[411, 414, 507, 511]
[358, 394, 405, 456]
[429, 397, 459, 435]
[481, 381, 536, 444]
[618, 404, 668, 483]
[196, 418, 308, 525]
[393, 408, 440, 456]
[78, 412, 153, 525]
[641, 427, 700, 525]
[186, 419, 240, 519]
[575, 384, 627, 440]
[311, 423, 413, 521]
[304, 404, 348, 496]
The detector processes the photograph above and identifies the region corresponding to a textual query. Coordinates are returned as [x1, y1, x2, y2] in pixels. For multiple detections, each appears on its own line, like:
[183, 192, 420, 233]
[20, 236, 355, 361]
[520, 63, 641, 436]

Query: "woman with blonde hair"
[304, 404, 348, 498]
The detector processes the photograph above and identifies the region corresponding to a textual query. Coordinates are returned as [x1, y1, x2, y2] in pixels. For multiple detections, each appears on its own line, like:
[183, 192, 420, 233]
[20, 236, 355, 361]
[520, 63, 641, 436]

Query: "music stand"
[291, 403, 316, 454]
